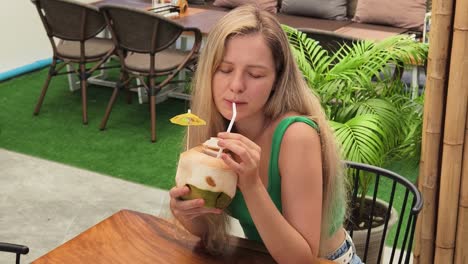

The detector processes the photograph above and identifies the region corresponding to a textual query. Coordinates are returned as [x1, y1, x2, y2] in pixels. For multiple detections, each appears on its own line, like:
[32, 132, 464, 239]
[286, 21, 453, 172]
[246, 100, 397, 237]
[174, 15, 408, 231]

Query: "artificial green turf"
[0, 67, 188, 190]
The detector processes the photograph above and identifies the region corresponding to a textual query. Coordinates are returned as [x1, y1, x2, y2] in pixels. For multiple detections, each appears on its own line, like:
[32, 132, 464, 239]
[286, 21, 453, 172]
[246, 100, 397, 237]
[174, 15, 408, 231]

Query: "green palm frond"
[284, 25, 428, 103]
[355, 98, 402, 150]
[284, 25, 428, 165]
[385, 94, 424, 159]
[330, 115, 386, 165]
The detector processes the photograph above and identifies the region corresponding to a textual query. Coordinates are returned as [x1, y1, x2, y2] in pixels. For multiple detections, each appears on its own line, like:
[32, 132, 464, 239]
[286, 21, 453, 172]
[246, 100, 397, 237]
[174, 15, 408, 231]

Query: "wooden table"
[31, 209, 277, 264]
[31, 209, 337, 263]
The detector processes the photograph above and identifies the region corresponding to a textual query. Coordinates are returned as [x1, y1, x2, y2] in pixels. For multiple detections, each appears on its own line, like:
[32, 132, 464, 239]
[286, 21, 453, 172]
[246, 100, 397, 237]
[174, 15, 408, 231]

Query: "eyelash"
[218, 68, 232, 74]
[249, 73, 263, 79]
[217, 68, 263, 79]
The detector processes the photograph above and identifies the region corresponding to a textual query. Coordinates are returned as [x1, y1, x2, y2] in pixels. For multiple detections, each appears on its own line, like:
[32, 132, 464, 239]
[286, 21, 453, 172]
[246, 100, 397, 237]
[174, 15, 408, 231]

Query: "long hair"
[187, 4, 346, 254]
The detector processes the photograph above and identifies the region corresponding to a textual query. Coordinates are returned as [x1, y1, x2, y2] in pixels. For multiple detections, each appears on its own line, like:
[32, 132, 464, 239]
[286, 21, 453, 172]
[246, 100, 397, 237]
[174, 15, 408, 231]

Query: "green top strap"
[228, 116, 319, 242]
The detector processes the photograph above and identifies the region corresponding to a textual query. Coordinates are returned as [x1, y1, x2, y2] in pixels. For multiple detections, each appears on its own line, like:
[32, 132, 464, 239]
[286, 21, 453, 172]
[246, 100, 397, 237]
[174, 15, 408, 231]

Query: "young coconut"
[175, 138, 238, 209]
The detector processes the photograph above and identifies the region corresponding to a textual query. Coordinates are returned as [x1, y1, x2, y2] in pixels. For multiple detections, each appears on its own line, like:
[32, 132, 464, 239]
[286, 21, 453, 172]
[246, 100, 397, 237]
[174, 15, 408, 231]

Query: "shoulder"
[282, 121, 320, 148]
[277, 114, 323, 177]
[272, 112, 320, 146]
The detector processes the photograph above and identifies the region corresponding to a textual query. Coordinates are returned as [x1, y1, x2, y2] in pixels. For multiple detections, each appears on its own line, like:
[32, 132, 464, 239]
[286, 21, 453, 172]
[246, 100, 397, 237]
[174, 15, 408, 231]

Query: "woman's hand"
[169, 186, 222, 221]
[217, 132, 262, 191]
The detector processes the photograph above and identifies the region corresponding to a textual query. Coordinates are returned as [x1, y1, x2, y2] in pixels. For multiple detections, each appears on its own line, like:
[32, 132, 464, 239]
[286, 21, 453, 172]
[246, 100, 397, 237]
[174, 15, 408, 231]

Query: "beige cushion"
[125, 49, 194, 72]
[213, 0, 278, 13]
[57, 38, 114, 60]
[353, 0, 426, 30]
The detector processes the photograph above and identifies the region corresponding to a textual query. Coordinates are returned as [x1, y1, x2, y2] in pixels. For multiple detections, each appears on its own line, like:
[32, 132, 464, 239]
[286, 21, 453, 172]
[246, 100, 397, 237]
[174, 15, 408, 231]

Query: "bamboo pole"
[434, 0, 468, 260]
[415, 0, 455, 262]
[413, 214, 421, 264]
[455, 111, 468, 264]
[453, 4, 468, 262]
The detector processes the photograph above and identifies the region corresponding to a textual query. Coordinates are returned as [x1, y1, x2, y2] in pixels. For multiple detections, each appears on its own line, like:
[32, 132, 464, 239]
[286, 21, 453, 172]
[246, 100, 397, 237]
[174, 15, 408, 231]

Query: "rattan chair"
[0, 242, 29, 264]
[99, 5, 202, 142]
[344, 161, 423, 264]
[32, 0, 116, 124]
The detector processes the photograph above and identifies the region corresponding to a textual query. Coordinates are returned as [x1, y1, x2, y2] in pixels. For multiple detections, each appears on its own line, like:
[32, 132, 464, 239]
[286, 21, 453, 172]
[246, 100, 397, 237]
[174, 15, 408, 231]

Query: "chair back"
[32, 0, 106, 41]
[0, 242, 29, 264]
[100, 5, 184, 54]
[344, 161, 423, 264]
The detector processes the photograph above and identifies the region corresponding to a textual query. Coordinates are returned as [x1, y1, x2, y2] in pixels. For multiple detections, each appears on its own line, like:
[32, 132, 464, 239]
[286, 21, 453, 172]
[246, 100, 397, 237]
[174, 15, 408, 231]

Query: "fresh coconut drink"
[173, 103, 238, 210]
[175, 137, 238, 209]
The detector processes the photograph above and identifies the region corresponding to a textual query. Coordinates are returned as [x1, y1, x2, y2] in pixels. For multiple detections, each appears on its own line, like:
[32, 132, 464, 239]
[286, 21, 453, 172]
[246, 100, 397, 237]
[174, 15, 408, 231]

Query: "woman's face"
[212, 33, 276, 122]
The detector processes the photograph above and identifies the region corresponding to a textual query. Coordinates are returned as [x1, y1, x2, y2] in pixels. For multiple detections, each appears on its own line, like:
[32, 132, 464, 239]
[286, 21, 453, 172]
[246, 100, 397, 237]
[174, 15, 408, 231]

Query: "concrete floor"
[0, 148, 243, 263]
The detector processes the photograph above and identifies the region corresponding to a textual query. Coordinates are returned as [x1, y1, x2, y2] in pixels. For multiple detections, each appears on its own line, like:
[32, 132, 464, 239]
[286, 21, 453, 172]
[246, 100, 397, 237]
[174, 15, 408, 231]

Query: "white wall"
[0, 0, 99, 73]
[0, 1, 51, 73]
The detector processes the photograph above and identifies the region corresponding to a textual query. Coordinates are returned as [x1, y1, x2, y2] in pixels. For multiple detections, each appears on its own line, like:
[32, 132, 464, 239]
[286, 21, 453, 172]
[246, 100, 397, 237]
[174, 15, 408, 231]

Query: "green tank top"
[227, 116, 344, 242]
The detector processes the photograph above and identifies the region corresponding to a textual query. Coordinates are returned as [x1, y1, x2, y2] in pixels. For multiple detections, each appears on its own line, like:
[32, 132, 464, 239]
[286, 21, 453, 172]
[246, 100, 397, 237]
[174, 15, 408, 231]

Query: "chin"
[220, 111, 235, 121]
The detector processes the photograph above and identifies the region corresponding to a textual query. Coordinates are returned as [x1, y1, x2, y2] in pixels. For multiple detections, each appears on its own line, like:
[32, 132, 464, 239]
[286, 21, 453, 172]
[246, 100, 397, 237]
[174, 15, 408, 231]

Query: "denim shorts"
[326, 231, 363, 264]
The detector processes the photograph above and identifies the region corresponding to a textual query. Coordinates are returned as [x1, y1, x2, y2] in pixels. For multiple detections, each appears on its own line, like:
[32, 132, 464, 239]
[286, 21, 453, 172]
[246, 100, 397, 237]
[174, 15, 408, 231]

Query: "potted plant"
[283, 25, 427, 165]
[283, 25, 427, 263]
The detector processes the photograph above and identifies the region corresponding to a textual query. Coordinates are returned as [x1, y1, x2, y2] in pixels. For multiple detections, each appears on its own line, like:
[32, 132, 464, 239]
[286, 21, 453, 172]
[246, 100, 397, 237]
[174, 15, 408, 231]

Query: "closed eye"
[249, 72, 265, 79]
[217, 67, 232, 74]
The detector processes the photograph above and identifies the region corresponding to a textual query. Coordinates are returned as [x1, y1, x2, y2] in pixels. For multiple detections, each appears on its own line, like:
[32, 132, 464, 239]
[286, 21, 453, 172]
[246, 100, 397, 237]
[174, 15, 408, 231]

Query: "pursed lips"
[225, 99, 246, 105]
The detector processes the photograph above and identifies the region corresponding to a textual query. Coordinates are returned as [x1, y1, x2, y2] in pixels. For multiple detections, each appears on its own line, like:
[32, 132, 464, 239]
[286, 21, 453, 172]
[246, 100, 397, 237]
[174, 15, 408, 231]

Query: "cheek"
[251, 80, 275, 103]
[211, 77, 229, 117]
[211, 77, 223, 100]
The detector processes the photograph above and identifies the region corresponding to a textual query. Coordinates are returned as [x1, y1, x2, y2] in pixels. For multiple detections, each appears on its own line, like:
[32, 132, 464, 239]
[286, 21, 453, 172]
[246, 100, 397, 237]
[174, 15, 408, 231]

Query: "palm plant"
[283, 25, 428, 223]
[283, 25, 427, 166]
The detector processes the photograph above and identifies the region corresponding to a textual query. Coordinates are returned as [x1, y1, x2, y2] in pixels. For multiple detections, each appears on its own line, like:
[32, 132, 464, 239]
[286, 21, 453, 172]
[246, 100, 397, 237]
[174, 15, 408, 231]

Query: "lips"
[225, 99, 246, 105]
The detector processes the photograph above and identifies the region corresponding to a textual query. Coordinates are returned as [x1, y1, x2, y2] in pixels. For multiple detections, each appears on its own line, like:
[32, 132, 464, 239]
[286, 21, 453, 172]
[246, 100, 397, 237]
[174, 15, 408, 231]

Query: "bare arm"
[218, 124, 323, 264]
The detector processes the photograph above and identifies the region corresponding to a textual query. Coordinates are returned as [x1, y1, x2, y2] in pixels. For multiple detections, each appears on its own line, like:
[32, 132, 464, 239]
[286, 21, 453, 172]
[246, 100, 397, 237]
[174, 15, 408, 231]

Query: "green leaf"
[330, 114, 386, 165]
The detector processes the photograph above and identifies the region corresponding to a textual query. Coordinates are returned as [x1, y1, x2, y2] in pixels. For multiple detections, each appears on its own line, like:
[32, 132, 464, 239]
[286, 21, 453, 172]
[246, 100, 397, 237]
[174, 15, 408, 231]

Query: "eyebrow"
[220, 60, 270, 70]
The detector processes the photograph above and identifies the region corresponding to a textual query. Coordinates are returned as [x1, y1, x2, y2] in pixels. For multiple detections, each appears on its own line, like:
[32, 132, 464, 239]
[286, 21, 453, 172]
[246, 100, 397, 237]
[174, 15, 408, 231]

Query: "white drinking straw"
[186, 109, 191, 151]
[217, 102, 236, 158]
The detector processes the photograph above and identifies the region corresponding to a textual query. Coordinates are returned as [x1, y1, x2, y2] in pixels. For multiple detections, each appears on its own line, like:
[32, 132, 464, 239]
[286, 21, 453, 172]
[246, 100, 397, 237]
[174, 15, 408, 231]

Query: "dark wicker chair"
[99, 5, 202, 142]
[32, 0, 116, 124]
[0, 242, 29, 264]
[344, 161, 423, 264]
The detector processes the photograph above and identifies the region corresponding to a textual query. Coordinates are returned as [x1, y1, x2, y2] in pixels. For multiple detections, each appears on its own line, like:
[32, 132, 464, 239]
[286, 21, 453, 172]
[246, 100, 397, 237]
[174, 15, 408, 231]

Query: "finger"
[184, 207, 223, 217]
[221, 152, 243, 173]
[173, 197, 202, 209]
[218, 132, 260, 152]
[169, 186, 190, 199]
[172, 201, 222, 218]
[219, 139, 254, 164]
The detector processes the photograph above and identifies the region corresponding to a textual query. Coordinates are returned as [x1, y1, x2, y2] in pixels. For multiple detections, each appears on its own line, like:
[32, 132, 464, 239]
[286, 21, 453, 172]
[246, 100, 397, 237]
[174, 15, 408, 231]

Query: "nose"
[229, 71, 245, 94]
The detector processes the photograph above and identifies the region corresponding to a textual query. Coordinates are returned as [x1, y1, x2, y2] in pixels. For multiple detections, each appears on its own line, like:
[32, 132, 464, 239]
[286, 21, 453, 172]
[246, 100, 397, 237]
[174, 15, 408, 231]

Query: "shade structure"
[414, 0, 468, 263]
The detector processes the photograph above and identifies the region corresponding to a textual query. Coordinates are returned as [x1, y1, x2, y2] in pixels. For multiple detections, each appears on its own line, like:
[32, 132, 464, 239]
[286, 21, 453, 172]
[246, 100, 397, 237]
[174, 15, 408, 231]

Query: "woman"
[169, 4, 362, 264]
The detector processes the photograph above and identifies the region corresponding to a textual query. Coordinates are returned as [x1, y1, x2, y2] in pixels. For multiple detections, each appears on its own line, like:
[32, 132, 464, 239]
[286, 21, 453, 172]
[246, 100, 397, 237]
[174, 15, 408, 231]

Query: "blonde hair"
[187, 4, 346, 253]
